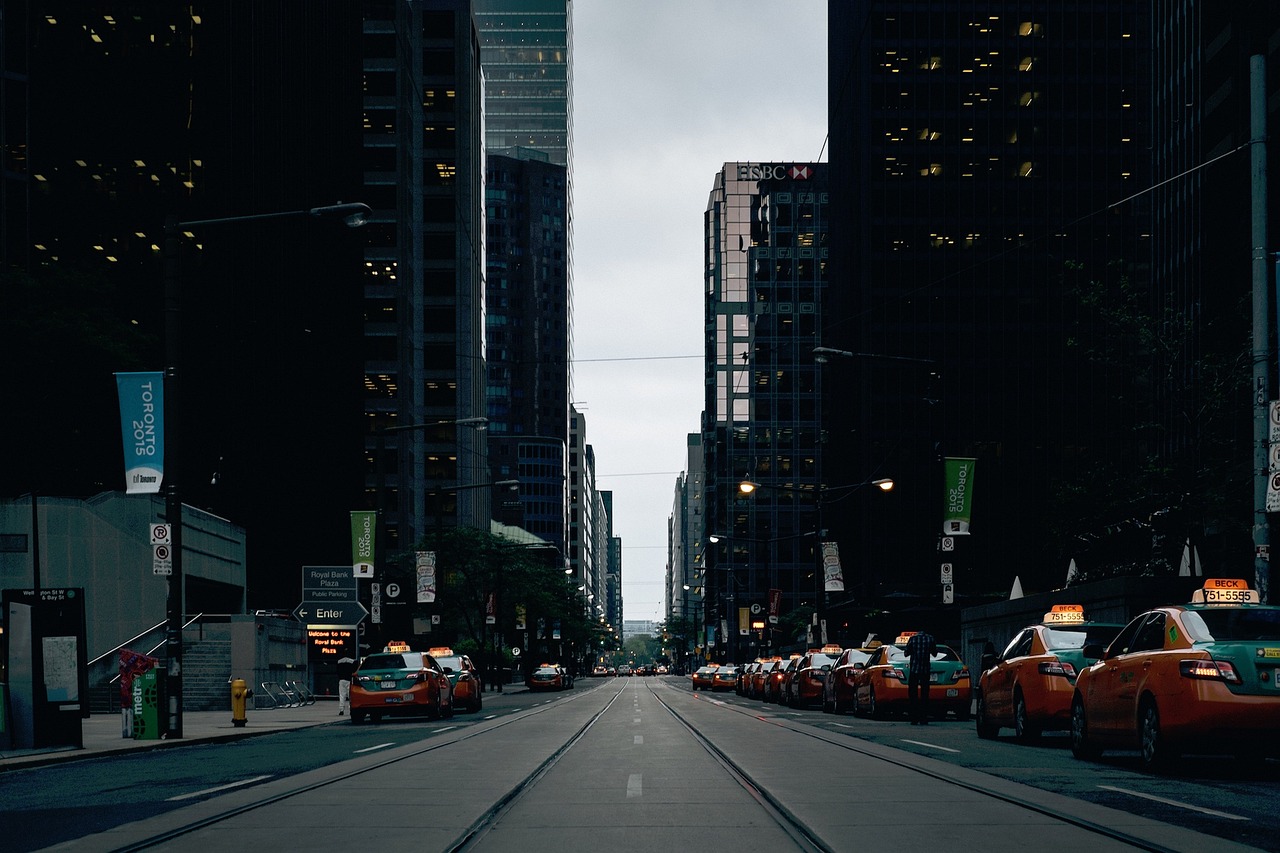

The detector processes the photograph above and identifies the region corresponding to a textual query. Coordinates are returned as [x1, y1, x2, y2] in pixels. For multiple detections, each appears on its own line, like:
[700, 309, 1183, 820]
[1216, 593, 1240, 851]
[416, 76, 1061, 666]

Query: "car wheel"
[370, 712, 383, 725]
[1140, 698, 1177, 768]
[1013, 692, 1038, 741]
[869, 686, 885, 720]
[471, 694, 483, 713]
[442, 695, 454, 719]
[975, 693, 998, 739]
[851, 688, 862, 717]
[351, 710, 367, 725]
[1070, 695, 1100, 760]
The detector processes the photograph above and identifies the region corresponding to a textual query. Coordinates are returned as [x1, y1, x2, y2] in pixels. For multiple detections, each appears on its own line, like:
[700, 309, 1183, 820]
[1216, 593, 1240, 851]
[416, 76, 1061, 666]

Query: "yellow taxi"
[974, 606, 1123, 740]
[691, 664, 719, 691]
[427, 647, 483, 713]
[349, 644, 453, 724]
[526, 663, 569, 691]
[851, 633, 971, 720]
[1071, 579, 1280, 767]
[711, 664, 741, 692]
[763, 655, 800, 704]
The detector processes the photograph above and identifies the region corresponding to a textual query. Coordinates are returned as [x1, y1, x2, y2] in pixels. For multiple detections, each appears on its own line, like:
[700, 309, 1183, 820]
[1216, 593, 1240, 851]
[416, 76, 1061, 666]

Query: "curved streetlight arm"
[171, 202, 372, 232]
[812, 347, 936, 365]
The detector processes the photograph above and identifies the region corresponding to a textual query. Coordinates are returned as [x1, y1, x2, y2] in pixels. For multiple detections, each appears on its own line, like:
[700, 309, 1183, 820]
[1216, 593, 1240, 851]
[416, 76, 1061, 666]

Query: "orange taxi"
[784, 646, 843, 709]
[691, 664, 719, 691]
[748, 657, 781, 699]
[821, 645, 877, 715]
[349, 643, 454, 724]
[851, 633, 971, 720]
[711, 664, 741, 692]
[974, 606, 1123, 740]
[428, 647, 483, 713]
[1071, 579, 1280, 767]
[526, 663, 569, 691]
[763, 655, 800, 704]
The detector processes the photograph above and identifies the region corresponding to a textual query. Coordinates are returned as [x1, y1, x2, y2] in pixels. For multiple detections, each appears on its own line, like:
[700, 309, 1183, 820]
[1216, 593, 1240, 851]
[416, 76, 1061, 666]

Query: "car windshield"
[1043, 625, 1122, 651]
[884, 645, 959, 663]
[1182, 607, 1280, 642]
[358, 653, 421, 671]
[435, 655, 465, 672]
[808, 654, 838, 668]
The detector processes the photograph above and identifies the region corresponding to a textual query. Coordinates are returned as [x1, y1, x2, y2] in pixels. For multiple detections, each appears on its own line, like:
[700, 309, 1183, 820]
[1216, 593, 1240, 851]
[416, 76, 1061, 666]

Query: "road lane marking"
[900, 739, 960, 753]
[633, 717, 641, 723]
[634, 735, 643, 744]
[832, 723, 853, 728]
[1098, 785, 1249, 821]
[354, 742, 395, 753]
[627, 773, 642, 798]
[167, 775, 273, 801]
[433, 726, 458, 733]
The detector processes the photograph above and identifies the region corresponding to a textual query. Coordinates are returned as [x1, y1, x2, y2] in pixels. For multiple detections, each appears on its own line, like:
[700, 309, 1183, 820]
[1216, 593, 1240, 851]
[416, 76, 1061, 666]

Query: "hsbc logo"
[736, 164, 814, 181]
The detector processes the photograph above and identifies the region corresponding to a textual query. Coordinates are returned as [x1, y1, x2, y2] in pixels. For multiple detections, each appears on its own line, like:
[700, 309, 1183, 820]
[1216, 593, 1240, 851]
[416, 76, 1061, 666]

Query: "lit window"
[1019, 91, 1040, 107]
[1018, 162, 1034, 177]
[1018, 21, 1043, 36]
[1019, 56, 1034, 71]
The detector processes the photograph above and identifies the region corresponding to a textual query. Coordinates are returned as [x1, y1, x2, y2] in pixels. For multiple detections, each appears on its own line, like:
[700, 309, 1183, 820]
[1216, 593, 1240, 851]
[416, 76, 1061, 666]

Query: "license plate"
[929, 673, 939, 683]
[384, 696, 401, 704]
[380, 680, 397, 689]
[946, 688, 959, 697]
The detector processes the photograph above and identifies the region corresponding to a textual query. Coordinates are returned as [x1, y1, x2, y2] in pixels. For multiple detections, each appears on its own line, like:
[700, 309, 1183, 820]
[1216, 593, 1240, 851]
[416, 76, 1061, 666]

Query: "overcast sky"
[570, 1, 829, 625]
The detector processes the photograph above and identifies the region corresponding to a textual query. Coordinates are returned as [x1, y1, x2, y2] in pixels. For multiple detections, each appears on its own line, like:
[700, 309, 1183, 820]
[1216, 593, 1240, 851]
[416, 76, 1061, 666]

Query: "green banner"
[350, 510, 377, 577]
[943, 457, 977, 534]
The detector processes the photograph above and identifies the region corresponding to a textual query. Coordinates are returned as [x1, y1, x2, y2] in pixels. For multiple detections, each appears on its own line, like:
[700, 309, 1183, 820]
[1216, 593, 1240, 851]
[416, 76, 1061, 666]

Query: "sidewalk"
[0, 699, 343, 772]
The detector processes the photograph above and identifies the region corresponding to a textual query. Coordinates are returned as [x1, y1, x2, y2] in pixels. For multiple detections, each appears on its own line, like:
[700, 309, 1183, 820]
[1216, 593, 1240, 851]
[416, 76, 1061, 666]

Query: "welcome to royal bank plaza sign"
[736, 163, 817, 181]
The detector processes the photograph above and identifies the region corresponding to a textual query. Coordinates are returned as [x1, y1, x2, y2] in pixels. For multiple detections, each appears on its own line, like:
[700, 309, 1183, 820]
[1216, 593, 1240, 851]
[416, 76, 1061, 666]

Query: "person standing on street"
[904, 630, 937, 725]
[336, 657, 356, 716]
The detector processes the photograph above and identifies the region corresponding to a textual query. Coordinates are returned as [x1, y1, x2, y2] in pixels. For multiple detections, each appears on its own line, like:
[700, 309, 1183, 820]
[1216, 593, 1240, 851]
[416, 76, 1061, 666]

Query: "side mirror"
[820, 663, 832, 672]
[852, 662, 865, 670]
[442, 666, 454, 674]
[981, 652, 996, 670]
[1082, 642, 1105, 661]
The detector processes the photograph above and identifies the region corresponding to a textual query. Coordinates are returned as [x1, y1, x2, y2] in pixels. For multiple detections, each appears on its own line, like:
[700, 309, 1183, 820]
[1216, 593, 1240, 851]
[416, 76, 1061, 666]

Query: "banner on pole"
[350, 511, 376, 577]
[943, 457, 977, 534]
[822, 541, 845, 592]
[115, 372, 165, 494]
[415, 551, 436, 602]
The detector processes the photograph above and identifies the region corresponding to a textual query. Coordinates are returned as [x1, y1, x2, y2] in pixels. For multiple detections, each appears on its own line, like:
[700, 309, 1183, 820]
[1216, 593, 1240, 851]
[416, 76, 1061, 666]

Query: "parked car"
[763, 656, 798, 704]
[691, 665, 718, 690]
[592, 665, 609, 677]
[711, 665, 741, 692]
[822, 647, 876, 714]
[974, 607, 1123, 740]
[785, 648, 841, 708]
[427, 647, 483, 713]
[852, 636, 971, 720]
[1071, 579, 1280, 767]
[748, 657, 781, 699]
[737, 661, 761, 695]
[617, 665, 634, 677]
[350, 649, 453, 724]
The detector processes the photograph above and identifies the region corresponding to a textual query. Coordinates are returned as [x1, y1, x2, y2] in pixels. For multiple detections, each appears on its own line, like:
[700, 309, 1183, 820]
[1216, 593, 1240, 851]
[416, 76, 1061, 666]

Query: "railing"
[257, 680, 315, 708]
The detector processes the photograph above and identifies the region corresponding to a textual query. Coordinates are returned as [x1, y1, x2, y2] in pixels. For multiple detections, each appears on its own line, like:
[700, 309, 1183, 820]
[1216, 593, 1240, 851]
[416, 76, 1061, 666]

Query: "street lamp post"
[161, 202, 369, 739]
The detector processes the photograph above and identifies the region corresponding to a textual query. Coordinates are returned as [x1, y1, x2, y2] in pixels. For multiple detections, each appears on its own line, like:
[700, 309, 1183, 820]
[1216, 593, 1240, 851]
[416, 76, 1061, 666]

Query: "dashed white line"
[627, 773, 643, 798]
[634, 735, 643, 744]
[900, 739, 960, 753]
[167, 775, 274, 801]
[433, 726, 457, 733]
[1098, 785, 1249, 821]
[354, 742, 395, 754]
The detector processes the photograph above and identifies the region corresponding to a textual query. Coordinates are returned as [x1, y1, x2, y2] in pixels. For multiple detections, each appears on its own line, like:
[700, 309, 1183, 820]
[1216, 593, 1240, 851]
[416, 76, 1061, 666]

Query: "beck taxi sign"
[1042, 604, 1085, 624]
[1190, 578, 1261, 605]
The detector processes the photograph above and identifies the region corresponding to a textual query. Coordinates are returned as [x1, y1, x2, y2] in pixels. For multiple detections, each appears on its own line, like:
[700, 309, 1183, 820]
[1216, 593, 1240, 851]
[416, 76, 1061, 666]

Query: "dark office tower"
[485, 151, 570, 552]
[1, 4, 365, 609]
[1147, 3, 1280, 569]
[826, 3, 1147, 614]
[702, 162, 830, 663]
[361, 1, 489, 552]
[473, 0, 572, 167]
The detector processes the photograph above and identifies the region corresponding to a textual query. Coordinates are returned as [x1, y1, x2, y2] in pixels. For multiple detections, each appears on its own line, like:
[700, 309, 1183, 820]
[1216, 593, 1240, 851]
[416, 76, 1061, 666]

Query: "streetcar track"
[106, 683, 617, 852]
[670, 684, 1185, 853]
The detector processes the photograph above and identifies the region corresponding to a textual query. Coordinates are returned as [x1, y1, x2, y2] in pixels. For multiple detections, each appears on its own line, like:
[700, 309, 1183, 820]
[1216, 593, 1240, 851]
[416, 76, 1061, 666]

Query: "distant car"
[852, 637, 971, 721]
[617, 665, 633, 677]
[656, 664, 669, 675]
[974, 609, 1123, 740]
[1071, 580, 1280, 767]
[711, 665, 740, 692]
[785, 648, 841, 709]
[691, 665, 718, 690]
[592, 665, 609, 677]
[748, 658, 781, 699]
[427, 648, 482, 713]
[762, 657, 795, 704]
[350, 650, 453, 724]
[822, 647, 875, 714]
[527, 664, 568, 691]
[737, 661, 760, 696]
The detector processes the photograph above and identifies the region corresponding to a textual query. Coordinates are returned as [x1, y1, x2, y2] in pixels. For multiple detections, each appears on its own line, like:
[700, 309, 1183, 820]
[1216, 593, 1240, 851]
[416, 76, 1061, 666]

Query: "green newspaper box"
[132, 669, 160, 740]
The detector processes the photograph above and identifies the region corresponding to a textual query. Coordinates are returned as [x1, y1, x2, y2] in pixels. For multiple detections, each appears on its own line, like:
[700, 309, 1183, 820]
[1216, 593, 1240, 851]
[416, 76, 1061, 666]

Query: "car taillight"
[952, 667, 969, 683]
[889, 668, 907, 682]
[1179, 659, 1241, 684]
[1037, 661, 1076, 679]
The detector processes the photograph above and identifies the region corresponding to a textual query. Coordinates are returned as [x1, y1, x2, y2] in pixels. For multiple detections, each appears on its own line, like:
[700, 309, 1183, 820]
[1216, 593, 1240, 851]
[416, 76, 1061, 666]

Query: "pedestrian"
[336, 657, 356, 716]
[904, 630, 937, 725]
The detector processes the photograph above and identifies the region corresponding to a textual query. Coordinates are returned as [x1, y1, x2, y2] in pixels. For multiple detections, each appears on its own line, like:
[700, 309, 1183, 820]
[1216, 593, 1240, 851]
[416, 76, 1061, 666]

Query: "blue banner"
[115, 372, 165, 494]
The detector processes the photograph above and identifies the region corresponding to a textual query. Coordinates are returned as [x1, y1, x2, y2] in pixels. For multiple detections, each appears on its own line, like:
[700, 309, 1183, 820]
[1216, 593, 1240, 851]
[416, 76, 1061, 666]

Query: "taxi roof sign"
[894, 632, 917, 644]
[1191, 578, 1261, 605]
[1042, 604, 1086, 624]
[384, 641, 411, 652]
[427, 647, 456, 656]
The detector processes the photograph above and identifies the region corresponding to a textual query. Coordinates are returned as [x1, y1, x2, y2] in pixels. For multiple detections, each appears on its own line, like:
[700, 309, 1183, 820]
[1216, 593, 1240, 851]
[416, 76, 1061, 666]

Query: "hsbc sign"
[736, 163, 814, 181]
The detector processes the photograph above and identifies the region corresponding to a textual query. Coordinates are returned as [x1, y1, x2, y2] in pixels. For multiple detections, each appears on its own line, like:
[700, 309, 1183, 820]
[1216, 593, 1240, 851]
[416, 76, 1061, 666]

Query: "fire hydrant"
[231, 678, 253, 728]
